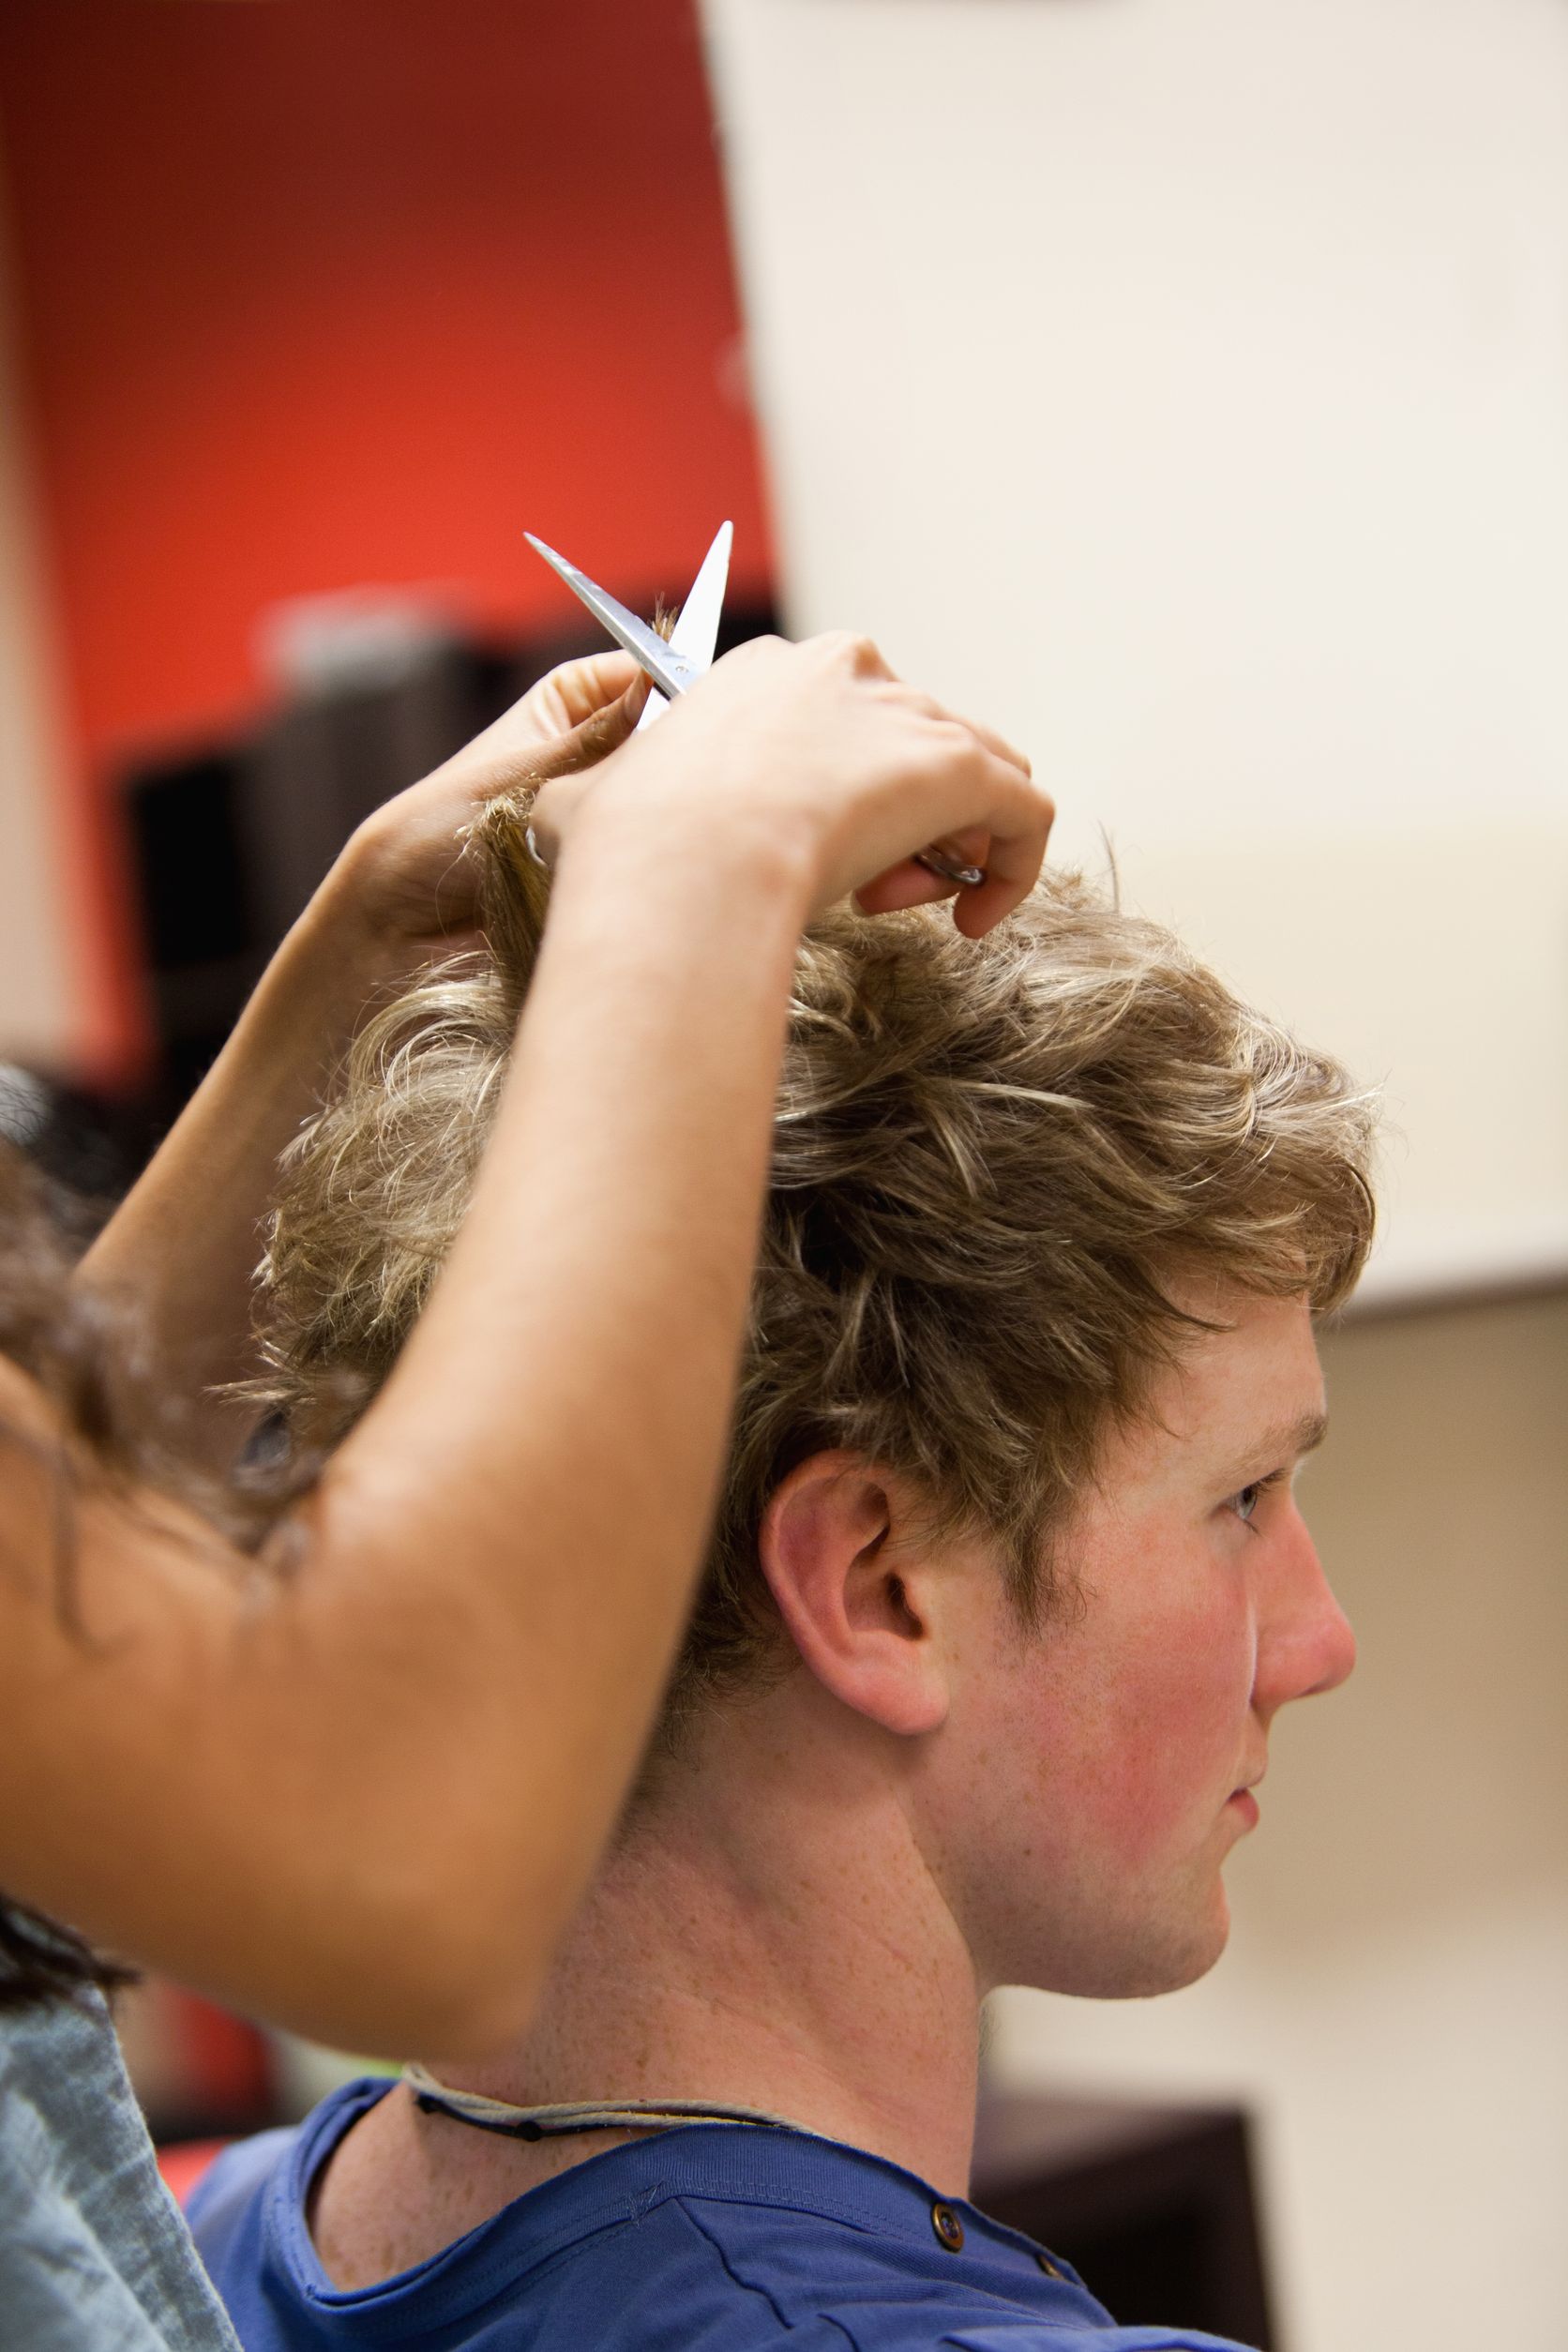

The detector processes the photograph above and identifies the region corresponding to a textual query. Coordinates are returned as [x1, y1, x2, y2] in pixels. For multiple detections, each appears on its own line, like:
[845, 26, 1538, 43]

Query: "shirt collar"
[269, 2076, 1088, 2327]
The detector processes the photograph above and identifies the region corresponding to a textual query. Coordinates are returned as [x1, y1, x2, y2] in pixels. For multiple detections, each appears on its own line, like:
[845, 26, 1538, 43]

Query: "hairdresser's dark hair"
[0, 1128, 325, 2008]
[0, 1140, 142, 2007]
[0, 1896, 134, 2013]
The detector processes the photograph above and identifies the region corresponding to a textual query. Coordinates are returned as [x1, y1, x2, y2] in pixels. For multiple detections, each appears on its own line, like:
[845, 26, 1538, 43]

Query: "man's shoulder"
[503, 2129, 1260, 2352]
[657, 2156, 1255, 2351]
[186, 2109, 1260, 2352]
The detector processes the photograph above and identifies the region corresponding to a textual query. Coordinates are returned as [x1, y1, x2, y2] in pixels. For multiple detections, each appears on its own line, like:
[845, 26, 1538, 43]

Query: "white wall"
[699, 10, 1568, 2344]
[0, 155, 81, 1069]
[701, 0, 1568, 1303]
[991, 1294, 1568, 2352]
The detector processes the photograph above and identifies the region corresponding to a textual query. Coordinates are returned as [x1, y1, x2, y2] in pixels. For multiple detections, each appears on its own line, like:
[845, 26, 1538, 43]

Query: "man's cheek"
[1071, 1673, 1243, 1867]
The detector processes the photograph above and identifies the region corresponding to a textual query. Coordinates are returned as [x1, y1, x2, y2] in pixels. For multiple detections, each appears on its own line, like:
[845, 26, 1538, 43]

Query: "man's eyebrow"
[1213, 1401, 1325, 1477]
[1228, 1409, 1330, 1474]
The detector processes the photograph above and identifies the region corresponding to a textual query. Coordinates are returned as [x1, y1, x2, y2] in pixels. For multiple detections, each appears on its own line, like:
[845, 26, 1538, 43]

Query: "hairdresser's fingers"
[419, 656, 645, 811]
[852, 825, 990, 917]
[476, 674, 648, 802]
[897, 686, 1031, 780]
[551, 673, 651, 766]
[821, 706, 1045, 927]
[520, 765, 600, 869]
[846, 728, 1047, 938]
[785, 629, 897, 683]
[515, 650, 643, 740]
[852, 866, 959, 918]
[947, 794, 1055, 939]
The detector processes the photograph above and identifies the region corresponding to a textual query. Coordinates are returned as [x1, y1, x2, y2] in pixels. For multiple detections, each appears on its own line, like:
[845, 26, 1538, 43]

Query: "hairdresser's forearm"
[75, 897, 399, 1468]
[6, 807, 814, 2056]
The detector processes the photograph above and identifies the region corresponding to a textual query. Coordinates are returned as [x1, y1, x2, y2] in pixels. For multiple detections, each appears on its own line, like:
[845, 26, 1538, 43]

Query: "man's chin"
[1018, 1883, 1232, 2002]
[1140, 1878, 1233, 1997]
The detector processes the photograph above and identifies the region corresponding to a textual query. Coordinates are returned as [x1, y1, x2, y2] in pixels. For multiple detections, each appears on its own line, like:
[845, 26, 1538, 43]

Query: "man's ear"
[758, 1453, 949, 1738]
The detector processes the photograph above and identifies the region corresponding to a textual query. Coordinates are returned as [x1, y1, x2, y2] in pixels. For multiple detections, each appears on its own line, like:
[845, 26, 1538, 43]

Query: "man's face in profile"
[911, 1288, 1354, 2003]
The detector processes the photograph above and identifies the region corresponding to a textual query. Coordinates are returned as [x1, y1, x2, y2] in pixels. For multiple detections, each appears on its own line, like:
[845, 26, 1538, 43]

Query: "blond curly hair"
[249, 800, 1377, 1735]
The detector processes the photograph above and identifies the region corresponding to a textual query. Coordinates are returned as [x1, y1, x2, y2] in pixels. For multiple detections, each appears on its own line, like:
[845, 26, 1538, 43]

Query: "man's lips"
[1227, 1775, 1262, 1828]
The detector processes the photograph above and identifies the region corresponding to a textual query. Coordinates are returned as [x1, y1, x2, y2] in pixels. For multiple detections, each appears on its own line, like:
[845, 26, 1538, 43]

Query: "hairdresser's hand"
[332, 650, 645, 964]
[533, 633, 1050, 938]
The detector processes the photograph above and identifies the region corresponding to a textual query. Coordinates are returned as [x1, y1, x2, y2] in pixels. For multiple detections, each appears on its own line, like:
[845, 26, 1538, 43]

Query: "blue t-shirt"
[189, 2077, 1257, 2350]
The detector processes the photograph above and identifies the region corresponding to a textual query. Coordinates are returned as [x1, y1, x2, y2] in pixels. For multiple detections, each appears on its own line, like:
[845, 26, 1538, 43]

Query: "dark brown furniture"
[972, 2090, 1275, 2348]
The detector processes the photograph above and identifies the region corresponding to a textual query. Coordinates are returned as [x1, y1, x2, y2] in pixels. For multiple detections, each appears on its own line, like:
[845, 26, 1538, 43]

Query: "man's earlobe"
[759, 1454, 949, 1739]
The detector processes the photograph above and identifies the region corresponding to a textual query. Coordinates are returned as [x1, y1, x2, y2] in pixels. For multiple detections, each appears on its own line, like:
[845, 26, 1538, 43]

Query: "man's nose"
[1257, 1505, 1356, 1714]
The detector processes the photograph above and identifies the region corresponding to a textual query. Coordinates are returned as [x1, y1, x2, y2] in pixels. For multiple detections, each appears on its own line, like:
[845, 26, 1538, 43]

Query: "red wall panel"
[0, 0, 770, 1071]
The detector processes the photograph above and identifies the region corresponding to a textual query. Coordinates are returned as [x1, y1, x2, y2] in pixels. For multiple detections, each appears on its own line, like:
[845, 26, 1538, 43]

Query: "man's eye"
[1229, 1483, 1264, 1525]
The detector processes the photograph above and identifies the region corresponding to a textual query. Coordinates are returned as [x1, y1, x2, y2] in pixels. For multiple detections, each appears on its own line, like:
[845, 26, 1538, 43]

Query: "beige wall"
[0, 156, 81, 1070]
[701, 0, 1568, 1299]
[991, 1292, 1568, 2352]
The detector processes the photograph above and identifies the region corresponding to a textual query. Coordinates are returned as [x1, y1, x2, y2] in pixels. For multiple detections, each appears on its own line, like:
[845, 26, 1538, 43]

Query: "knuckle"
[811, 628, 883, 673]
[713, 633, 779, 675]
[922, 716, 984, 770]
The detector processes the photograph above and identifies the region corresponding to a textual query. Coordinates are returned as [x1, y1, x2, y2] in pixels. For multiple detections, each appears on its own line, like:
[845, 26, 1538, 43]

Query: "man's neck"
[312, 1688, 982, 2289]
[475, 1719, 981, 2188]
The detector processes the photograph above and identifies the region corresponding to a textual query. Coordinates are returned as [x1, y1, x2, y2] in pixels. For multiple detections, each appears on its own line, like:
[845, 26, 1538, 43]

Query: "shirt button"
[931, 2202, 965, 2253]
[1036, 2251, 1063, 2279]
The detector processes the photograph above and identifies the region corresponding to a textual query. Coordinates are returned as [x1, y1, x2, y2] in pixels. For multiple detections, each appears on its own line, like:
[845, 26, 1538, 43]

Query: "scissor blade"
[638, 520, 733, 732]
[524, 534, 698, 703]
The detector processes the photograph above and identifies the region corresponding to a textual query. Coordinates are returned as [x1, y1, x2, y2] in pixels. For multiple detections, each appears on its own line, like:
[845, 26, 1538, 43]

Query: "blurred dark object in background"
[119, 588, 779, 1150]
[0, 1059, 162, 1243]
[973, 2091, 1275, 2348]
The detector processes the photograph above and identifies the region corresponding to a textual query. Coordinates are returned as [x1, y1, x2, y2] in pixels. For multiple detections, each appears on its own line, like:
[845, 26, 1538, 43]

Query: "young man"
[189, 849, 1376, 2351]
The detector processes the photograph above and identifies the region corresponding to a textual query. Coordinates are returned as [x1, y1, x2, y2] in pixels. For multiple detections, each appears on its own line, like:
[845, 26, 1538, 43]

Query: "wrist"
[230, 862, 400, 1088]
[291, 821, 428, 988]
[560, 761, 821, 930]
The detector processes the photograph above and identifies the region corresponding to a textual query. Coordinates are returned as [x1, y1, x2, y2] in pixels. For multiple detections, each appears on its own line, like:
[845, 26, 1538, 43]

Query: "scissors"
[524, 526, 985, 890]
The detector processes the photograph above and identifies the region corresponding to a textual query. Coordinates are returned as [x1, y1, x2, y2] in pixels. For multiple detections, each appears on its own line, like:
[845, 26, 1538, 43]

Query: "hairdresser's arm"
[73, 911, 406, 1465]
[74, 654, 646, 1471]
[1, 635, 1048, 2058]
